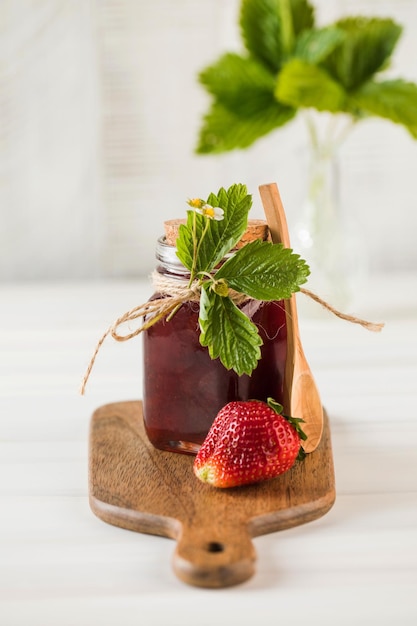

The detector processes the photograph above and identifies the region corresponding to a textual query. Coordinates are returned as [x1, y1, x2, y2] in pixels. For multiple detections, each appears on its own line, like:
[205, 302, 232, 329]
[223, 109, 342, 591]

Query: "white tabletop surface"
[1, 274, 417, 626]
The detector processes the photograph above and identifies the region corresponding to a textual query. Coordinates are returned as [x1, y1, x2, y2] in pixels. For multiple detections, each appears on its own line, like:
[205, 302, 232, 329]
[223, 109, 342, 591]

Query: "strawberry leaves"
[215, 238, 310, 300]
[199, 284, 263, 376]
[174, 183, 310, 376]
[196, 1, 417, 151]
[196, 56, 296, 153]
[195, 219, 309, 376]
[267, 397, 307, 441]
[176, 184, 251, 274]
[349, 79, 417, 138]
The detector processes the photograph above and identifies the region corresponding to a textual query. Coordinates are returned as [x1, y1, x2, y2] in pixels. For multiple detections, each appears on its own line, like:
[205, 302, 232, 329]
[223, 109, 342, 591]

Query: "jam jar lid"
[157, 219, 271, 277]
[163, 218, 270, 248]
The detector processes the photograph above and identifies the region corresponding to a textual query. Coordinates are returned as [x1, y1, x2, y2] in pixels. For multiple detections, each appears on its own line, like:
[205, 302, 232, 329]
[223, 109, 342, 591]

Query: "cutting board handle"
[172, 521, 256, 588]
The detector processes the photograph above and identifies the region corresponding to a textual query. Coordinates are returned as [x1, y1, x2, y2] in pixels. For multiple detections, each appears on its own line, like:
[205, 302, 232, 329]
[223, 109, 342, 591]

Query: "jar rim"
[155, 236, 190, 276]
[156, 235, 239, 275]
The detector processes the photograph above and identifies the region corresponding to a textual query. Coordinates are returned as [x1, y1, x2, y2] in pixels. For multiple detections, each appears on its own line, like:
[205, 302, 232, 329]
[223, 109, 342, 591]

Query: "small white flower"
[196, 204, 224, 221]
[187, 198, 205, 209]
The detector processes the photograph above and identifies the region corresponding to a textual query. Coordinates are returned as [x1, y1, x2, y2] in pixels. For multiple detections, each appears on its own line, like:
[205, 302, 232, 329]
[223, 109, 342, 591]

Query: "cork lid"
[164, 218, 270, 249]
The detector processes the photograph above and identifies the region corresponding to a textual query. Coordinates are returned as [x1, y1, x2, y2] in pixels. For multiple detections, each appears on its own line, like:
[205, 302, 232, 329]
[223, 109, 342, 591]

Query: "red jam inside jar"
[142, 230, 287, 454]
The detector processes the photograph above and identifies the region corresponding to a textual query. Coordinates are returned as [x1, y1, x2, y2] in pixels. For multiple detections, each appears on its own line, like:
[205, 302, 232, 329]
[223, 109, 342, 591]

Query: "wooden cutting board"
[89, 400, 335, 588]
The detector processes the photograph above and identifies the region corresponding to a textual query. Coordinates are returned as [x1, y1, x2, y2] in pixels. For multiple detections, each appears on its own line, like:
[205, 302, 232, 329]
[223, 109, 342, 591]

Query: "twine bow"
[80, 272, 384, 395]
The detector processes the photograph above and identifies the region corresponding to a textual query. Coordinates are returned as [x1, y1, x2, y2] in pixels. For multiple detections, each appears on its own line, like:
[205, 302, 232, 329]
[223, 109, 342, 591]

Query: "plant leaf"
[198, 53, 278, 115]
[175, 184, 252, 274]
[199, 284, 263, 376]
[266, 397, 284, 415]
[294, 26, 346, 64]
[215, 239, 310, 300]
[275, 58, 346, 112]
[321, 17, 402, 91]
[278, 0, 295, 57]
[239, 0, 315, 72]
[350, 79, 417, 138]
[240, 0, 286, 72]
[196, 99, 296, 154]
[290, 0, 315, 37]
[267, 397, 307, 440]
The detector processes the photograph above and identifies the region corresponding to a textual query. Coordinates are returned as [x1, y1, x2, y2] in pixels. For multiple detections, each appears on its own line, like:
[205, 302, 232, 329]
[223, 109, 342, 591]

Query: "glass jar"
[142, 226, 288, 455]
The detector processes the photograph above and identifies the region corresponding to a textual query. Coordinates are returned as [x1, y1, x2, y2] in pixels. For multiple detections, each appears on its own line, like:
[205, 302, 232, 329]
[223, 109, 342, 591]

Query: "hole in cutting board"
[206, 541, 225, 553]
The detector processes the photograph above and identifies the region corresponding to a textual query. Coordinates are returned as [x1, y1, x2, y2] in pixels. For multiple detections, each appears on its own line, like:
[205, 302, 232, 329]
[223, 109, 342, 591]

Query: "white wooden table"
[1, 275, 416, 625]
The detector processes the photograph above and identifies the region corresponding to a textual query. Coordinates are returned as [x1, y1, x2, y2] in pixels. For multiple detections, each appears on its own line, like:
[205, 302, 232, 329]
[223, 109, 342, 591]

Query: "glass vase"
[294, 114, 366, 314]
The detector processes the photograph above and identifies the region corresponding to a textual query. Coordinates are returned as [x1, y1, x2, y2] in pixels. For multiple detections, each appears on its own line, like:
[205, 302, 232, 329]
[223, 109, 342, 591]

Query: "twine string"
[299, 287, 385, 333]
[80, 273, 384, 395]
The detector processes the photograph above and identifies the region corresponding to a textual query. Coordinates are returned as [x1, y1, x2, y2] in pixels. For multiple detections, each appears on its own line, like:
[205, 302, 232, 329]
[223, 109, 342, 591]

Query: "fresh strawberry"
[193, 398, 306, 488]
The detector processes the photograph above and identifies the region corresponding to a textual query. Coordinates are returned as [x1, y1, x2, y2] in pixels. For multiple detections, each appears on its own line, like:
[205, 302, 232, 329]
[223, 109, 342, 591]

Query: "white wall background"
[1, 0, 417, 281]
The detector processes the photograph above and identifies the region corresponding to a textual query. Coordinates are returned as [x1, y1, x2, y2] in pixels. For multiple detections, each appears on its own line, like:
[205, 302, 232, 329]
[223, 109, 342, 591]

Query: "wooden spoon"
[259, 182, 323, 453]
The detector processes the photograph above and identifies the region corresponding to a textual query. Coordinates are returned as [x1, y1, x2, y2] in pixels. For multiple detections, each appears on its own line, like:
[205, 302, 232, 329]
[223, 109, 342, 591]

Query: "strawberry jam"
[142, 235, 287, 454]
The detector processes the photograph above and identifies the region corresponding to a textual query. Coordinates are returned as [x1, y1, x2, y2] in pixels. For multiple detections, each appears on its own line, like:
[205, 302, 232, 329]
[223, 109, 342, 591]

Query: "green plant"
[195, 0, 417, 154]
[176, 184, 309, 375]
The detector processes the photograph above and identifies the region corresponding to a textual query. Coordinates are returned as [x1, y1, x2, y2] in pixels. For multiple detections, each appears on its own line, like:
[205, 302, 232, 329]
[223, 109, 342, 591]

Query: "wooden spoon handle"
[258, 182, 300, 332]
[259, 183, 296, 414]
[259, 182, 291, 248]
[173, 521, 256, 588]
[259, 182, 323, 453]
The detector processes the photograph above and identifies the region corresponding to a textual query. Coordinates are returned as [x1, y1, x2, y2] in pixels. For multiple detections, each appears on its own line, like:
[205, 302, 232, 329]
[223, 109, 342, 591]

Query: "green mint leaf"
[275, 58, 346, 112]
[196, 95, 295, 155]
[175, 184, 252, 275]
[294, 26, 346, 64]
[214, 239, 310, 300]
[321, 17, 402, 91]
[350, 79, 417, 138]
[199, 284, 263, 376]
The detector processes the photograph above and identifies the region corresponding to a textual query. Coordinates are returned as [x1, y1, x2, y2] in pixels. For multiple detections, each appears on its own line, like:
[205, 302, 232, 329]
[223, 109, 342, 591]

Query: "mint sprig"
[171, 183, 310, 376]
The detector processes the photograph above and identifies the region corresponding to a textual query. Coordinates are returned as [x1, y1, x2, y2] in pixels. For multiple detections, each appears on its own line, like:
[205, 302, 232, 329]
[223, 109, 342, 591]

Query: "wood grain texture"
[89, 401, 335, 588]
